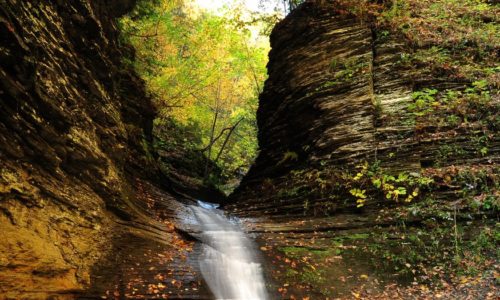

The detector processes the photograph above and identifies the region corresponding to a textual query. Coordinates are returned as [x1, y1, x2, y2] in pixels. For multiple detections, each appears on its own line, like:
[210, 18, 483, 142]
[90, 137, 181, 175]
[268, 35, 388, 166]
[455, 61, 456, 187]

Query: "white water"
[190, 201, 268, 300]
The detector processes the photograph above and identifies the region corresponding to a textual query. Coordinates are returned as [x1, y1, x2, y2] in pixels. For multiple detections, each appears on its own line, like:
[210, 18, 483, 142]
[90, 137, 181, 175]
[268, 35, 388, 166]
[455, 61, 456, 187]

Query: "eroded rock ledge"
[0, 0, 161, 297]
[228, 2, 498, 297]
[229, 0, 499, 217]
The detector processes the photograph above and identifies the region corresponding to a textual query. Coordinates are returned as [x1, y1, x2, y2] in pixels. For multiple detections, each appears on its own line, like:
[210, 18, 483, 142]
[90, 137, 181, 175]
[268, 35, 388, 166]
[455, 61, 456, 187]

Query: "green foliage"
[277, 151, 299, 165]
[362, 222, 499, 281]
[378, 0, 411, 30]
[454, 167, 499, 212]
[335, 0, 499, 86]
[349, 188, 367, 208]
[408, 81, 496, 131]
[278, 246, 332, 289]
[321, 57, 370, 89]
[350, 161, 433, 207]
[279, 159, 434, 213]
[334, 57, 369, 78]
[120, 0, 270, 186]
[313, 57, 371, 93]
[408, 88, 438, 116]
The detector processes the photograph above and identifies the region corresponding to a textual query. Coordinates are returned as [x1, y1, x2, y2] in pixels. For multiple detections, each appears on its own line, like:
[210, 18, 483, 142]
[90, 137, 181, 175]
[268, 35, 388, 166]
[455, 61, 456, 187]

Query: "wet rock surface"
[77, 180, 213, 300]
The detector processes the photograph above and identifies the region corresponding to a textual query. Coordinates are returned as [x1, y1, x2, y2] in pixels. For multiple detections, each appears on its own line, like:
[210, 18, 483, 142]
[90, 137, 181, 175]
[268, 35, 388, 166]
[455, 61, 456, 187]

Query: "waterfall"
[190, 201, 268, 300]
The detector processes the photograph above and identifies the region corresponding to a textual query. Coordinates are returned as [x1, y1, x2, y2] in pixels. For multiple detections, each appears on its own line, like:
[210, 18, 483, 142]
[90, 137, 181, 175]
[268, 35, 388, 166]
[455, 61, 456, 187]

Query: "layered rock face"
[228, 3, 498, 296]
[0, 0, 159, 297]
[230, 0, 499, 216]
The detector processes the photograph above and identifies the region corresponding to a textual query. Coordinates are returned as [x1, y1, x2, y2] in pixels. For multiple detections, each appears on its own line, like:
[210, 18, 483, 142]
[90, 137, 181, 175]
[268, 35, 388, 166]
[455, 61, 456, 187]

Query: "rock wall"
[229, 0, 499, 217]
[228, 4, 498, 296]
[0, 0, 159, 297]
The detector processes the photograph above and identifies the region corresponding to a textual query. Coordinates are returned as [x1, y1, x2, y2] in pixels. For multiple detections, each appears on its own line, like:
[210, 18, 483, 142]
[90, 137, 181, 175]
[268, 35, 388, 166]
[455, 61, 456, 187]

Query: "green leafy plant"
[349, 188, 367, 207]
[408, 88, 439, 116]
[277, 151, 299, 165]
[349, 161, 433, 207]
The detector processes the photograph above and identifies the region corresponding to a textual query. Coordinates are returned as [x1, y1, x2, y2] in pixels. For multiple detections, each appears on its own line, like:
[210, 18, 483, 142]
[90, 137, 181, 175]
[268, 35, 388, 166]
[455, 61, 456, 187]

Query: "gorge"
[0, 0, 498, 299]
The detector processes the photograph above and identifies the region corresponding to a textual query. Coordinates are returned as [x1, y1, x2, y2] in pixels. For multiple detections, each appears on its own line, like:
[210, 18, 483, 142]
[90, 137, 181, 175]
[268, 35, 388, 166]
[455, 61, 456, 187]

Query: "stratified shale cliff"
[230, 0, 499, 217]
[0, 0, 160, 297]
[228, 2, 498, 297]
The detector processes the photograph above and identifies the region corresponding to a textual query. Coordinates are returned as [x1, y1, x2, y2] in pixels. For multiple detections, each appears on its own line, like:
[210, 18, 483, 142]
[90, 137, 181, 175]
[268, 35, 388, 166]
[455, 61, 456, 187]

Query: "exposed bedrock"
[228, 3, 498, 296]
[229, 0, 499, 217]
[0, 0, 498, 298]
[0, 0, 165, 297]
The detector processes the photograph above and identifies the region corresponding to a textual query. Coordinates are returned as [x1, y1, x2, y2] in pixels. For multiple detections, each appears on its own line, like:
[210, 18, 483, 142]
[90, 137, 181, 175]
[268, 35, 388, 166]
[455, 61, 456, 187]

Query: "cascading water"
[190, 201, 268, 300]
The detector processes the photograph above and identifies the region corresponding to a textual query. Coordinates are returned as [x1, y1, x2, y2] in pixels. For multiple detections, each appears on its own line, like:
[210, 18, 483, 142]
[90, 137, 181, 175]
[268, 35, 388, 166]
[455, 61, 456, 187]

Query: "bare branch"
[214, 118, 243, 163]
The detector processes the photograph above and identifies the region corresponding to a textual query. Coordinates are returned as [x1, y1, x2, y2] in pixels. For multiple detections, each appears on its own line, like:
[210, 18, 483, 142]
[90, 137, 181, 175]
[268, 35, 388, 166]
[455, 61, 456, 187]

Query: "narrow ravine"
[190, 201, 269, 300]
[2, 0, 498, 299]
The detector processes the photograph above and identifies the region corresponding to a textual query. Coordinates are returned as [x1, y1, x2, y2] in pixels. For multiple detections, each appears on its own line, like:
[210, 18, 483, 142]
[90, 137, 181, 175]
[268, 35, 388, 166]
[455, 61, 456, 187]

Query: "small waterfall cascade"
[190, 201, 268, 300]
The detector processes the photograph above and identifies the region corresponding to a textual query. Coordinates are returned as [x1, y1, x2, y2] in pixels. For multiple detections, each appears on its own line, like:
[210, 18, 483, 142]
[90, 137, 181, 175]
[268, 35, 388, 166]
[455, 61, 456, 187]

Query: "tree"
[120, 0, 269, 188]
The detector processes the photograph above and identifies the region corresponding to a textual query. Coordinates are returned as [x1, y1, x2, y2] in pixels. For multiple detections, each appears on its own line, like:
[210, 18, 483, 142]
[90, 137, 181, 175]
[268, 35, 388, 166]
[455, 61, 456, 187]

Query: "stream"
[190, 201, 268, 300]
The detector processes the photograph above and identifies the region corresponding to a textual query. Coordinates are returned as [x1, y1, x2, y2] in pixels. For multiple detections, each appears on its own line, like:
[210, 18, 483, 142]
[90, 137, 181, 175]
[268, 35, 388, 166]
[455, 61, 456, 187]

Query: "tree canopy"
[120, 0, 276, 189]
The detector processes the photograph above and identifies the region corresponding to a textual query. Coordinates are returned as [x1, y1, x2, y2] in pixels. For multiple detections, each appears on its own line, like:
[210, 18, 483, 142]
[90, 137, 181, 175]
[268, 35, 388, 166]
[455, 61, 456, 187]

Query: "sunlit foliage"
[120, 0, 270, 186]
